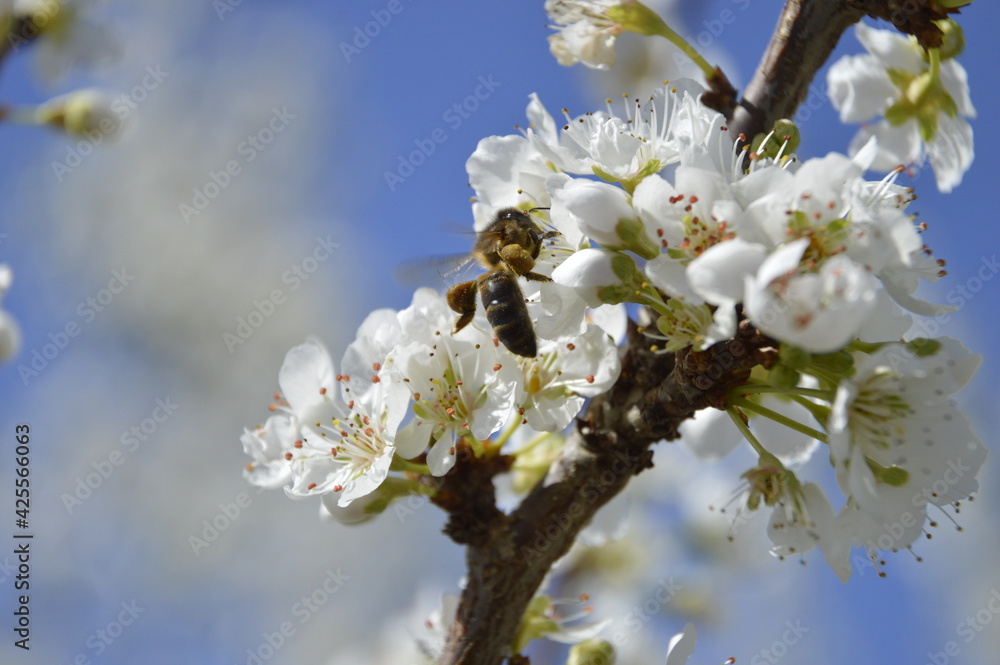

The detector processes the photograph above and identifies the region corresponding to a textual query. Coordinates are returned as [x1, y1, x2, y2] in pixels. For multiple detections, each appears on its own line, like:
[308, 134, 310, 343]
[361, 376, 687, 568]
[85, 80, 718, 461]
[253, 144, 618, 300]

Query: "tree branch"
[729, 0, 864, 141]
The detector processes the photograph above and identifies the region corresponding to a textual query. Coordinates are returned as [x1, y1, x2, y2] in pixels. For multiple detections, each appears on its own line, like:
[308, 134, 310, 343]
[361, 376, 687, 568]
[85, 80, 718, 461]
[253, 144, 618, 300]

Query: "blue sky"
[1, 1, 998, 664]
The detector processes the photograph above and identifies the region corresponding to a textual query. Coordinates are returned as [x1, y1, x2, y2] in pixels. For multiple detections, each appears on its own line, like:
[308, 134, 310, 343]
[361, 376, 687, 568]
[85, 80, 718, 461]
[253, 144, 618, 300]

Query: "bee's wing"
[392, 251, 481, 288]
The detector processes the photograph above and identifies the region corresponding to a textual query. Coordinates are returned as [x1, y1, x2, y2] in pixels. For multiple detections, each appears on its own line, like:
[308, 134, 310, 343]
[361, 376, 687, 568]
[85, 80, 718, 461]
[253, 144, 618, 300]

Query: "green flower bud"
[568, 639, 617, 665]
[615, 217, 659, 260]
[935, 19, 965, 60]
[751, 119, 800, 159]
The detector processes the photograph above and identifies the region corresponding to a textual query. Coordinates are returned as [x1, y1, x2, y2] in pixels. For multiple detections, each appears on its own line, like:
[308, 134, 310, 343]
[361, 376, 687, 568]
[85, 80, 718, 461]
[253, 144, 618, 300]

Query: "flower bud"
[35, 89, 125, 139]
[568, 638, 617, 665]
[934, 19, 965, 60]
[751, 119, 800, 160]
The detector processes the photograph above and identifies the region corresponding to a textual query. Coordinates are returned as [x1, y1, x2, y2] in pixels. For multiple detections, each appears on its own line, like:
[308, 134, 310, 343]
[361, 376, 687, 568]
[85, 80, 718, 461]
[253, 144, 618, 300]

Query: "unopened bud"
[934, 19, 965, 60]
[35, 89, 124, 139]
[568, 639, 617, 665]
[752, 119, 800, 159]
[615, 217, 659, 260]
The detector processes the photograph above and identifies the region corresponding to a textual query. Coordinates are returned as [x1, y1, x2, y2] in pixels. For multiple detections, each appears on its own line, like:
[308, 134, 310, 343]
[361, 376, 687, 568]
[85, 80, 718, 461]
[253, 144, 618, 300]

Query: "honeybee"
[446, 208, 558, 358]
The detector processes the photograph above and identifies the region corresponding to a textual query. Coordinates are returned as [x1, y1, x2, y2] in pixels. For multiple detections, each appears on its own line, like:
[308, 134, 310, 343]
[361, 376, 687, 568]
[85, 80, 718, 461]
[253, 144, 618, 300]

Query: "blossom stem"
[646, 18, 715, 80]
[491, 418, 522, 451]
[728, 383, 832, 401]
[801, 366, 841, 392]
[928, 46, 941, 82]
[729, 395, 829, 444]
[389, 456, 432, 475]
[787, 393, 831, 427]
[510, 431, 553, 459]
[382, 475, 437, 497]
[726, 405, 769, 458]
[467, 436, 486, 458]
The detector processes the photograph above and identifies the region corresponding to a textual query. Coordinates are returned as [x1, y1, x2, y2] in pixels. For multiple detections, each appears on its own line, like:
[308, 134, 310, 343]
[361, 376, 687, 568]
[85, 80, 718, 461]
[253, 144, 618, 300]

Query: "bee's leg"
[446, 280, 478, 334]
[522, 271, 552, 283]
[499, 244, 541, 278]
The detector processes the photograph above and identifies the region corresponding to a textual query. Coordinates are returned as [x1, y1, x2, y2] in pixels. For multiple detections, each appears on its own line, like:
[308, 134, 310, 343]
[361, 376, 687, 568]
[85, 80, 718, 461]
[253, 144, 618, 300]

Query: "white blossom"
[767, 481, 852, 582]
[514, 324, 620, 432]
[386, 289, 522, 476]
[827, 22, 975, 192]
[828, 338, 987, 551]
[527, 82, 707, 183]
[551, 247, 622, 307]
[545, 0, 622, 70]
[743, 241, 879, 353]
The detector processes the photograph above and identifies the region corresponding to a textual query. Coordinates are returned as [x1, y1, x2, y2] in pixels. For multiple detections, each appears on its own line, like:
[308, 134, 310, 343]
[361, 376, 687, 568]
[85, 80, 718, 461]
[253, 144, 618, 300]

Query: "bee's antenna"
[527, 206, 550, 213]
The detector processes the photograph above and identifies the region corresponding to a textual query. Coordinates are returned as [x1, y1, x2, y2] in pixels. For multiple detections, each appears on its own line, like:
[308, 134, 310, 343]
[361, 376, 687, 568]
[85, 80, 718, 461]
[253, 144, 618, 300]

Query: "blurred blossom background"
[0, 1, 998, 664]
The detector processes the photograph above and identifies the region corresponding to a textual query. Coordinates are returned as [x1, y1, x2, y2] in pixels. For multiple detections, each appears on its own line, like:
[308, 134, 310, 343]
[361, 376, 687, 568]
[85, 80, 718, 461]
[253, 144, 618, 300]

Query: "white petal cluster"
[829, 338, 987, 557]
[545, 0, 623, 70]
[470, 83, 943, 355]
[240, 336, 407, 513]
[242, 78, 984, 583]
[241, 287, 621, 513]
[827, 22, 975, 192]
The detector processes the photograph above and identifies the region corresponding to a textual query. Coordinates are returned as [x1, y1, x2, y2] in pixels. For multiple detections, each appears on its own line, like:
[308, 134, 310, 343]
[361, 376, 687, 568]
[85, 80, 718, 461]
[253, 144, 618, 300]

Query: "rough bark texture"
[438, 1, 960, 663]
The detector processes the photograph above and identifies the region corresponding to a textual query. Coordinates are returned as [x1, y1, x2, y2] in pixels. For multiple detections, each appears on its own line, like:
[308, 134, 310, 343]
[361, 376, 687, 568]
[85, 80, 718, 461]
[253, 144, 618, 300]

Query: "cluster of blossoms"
[828, 21, 975, 192]
[467, 79, 985, 580]
[241, 286, 621, 520]
[243, 73, 986, 587]
[547, 1, 976, 193]
[238, 3, 986, 661]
